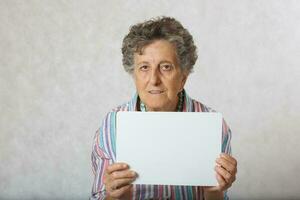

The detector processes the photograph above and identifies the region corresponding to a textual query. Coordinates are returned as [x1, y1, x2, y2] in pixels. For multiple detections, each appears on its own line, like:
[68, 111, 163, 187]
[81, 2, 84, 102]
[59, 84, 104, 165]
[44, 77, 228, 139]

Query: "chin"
[140, 94, 169, 110]
[145, 101, 169, 111]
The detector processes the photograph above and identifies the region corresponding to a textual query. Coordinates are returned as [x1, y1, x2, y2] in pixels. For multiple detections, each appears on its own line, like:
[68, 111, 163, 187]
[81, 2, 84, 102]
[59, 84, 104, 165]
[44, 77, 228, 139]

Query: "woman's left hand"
[204, 153, 237, 193]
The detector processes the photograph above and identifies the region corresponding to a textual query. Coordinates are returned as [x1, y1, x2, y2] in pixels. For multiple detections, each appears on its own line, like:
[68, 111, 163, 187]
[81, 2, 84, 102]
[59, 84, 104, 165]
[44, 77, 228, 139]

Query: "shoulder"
[102, 100, 134, 120]
[188, 97, 232, 153]
[105, 94, 138, 116]
[93, 101, 133, 160]
[190, 98, 231, 129]
[189, 97, 216, 113]
[98, 98, 135, 132]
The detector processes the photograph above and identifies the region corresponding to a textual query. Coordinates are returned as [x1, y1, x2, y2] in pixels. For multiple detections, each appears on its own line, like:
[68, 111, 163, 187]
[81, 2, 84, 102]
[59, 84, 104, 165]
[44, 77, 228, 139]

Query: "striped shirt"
[90, 91, 232, 200]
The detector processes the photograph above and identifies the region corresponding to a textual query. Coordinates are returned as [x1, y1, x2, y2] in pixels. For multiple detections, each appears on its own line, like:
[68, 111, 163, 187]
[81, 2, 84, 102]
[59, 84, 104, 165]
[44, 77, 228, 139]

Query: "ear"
[180, 72, 189, 91]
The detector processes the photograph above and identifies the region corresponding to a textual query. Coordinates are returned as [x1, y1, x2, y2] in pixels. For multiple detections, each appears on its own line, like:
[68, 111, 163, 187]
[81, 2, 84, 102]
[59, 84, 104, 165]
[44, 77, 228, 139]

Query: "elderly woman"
[91, 17, 237, 200]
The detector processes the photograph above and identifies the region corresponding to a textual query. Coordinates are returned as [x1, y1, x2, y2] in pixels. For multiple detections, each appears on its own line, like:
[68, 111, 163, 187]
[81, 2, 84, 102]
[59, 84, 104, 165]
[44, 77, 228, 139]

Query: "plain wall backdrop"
[0, 0, 299, 199]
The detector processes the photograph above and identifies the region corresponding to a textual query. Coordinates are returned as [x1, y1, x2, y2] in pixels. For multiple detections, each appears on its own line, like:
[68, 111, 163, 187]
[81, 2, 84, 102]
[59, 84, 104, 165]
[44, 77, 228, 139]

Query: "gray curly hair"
[121, 16, 198, 74]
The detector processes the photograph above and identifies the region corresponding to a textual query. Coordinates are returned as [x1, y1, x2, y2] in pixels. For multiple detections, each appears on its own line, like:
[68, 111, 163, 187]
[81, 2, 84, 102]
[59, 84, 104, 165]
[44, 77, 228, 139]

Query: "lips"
[148, 90, 164, 94]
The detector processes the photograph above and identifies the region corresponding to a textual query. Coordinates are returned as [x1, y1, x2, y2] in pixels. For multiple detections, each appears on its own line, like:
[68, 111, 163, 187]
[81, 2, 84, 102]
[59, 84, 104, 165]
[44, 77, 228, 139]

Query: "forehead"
[134, 40, 178, 63]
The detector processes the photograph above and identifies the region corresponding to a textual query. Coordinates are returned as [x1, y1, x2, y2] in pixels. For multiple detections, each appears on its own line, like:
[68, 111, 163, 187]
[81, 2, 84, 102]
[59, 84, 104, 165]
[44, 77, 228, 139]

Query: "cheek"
[134, 70, 149, 80]
[165, 77, 183, 93]
[134, 75, 148, 90]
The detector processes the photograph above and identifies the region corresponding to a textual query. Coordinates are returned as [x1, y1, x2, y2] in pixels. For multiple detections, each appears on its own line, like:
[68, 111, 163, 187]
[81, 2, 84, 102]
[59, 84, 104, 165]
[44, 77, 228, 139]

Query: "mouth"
[148, 90, 164, 94]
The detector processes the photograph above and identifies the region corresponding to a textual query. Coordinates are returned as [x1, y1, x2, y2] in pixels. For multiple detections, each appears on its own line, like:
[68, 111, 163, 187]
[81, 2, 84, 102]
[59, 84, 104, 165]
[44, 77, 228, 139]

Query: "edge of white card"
[116, 112, 222, 186]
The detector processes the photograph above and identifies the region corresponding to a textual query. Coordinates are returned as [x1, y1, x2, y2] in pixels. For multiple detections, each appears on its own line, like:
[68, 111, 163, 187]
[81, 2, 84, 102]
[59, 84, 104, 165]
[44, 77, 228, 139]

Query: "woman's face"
[133, 40, 188, 111]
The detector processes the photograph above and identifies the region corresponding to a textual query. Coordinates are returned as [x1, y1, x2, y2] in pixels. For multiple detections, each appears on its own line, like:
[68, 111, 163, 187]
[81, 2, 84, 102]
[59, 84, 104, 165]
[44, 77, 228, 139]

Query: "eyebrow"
[136, 61, 150, 65]
[136, 60, 174, 66]
[159, 60, 173, 64]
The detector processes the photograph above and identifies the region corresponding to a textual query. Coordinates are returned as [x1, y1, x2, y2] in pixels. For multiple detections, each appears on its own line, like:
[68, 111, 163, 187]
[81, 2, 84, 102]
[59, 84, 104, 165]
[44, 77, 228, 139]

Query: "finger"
[106, 162, 129, 174]
[109, 184, 132, 199]
[111, 170, 137, 180]
[216, 157, 236, 175]
[112, 178, 135, 189]
[232, 174, 236, 183]
[215, 165, 232, 183]
[220, 153, 237, 167]
[216, 172, 230, 191]
[111, 177, 136, 190]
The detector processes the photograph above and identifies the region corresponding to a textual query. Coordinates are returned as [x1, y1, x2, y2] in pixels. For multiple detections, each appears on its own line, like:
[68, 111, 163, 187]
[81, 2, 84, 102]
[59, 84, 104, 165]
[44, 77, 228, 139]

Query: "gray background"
[0, 0, 299, 199]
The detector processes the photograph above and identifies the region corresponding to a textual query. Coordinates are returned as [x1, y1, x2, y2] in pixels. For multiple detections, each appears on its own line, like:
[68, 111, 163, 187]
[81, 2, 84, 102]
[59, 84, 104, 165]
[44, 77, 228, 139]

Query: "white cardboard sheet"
[116, 112, 222, 186]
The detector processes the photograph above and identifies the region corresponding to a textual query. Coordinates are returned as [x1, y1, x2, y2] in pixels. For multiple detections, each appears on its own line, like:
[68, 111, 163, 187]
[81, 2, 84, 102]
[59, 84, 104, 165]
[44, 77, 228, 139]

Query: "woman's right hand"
[104, 162, 137, 200]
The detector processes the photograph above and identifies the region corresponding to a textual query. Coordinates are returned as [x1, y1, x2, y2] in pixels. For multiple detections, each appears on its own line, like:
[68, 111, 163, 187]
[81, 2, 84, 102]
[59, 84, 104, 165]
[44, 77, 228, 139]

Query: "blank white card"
[116, 112, 222, 186]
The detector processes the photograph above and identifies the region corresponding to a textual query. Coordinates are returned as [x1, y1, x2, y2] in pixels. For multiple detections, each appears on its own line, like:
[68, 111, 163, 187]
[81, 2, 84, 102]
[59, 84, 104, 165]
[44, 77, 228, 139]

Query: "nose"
[149, 68, 161, 86]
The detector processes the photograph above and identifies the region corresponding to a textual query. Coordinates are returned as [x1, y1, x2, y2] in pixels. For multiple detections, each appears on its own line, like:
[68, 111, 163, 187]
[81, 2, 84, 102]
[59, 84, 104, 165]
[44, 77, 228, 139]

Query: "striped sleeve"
[221, 119, 232, 200]
[90, 112, 115, 200]
[221, 119, 232, 155]
[196, 101, 232, 155]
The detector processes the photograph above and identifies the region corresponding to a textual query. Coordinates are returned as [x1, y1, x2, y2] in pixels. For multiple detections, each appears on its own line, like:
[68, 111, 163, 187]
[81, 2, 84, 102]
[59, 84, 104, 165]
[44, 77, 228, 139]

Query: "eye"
[160, 64, 173, 71]
[139, 65, 149, 71]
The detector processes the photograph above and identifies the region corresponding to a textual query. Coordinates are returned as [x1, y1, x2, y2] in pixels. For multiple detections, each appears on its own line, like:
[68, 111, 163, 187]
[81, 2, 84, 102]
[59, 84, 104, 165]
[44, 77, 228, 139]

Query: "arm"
[203, 120, 237, 200]
[90, 113, 136, 200]
[91, 131, 134, 200]
[91, 129, 111, 200]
